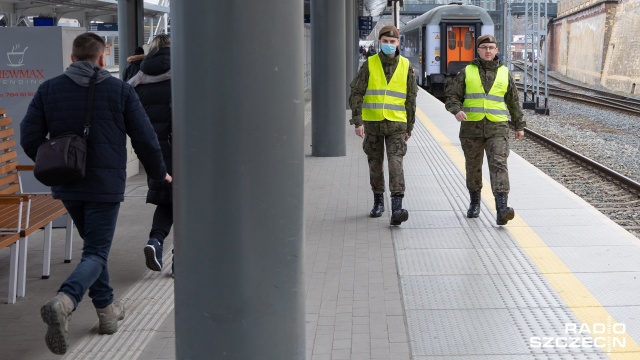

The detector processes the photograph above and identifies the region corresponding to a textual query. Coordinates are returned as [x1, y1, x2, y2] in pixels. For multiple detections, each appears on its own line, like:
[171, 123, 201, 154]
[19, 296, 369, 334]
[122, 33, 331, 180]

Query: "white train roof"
[402, 3, 493, 33]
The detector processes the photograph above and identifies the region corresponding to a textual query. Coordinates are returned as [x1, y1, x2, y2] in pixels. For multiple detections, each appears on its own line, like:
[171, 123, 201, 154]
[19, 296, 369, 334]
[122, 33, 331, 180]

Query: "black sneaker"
[144, 238, 163, 271]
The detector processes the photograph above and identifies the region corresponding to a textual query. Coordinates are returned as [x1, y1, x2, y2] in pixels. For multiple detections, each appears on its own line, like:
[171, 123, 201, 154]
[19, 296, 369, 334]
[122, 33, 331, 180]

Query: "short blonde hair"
[149, 34, 170, 54]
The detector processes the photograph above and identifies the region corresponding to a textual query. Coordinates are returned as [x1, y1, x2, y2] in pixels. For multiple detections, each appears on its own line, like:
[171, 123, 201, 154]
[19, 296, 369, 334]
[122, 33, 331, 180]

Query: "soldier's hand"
[355, 125, 365, 138]
[165, 173, 173, 183]
[515, 130, 525, 140]
[455, 111, 467, 122]
[404, 133, 411, 142]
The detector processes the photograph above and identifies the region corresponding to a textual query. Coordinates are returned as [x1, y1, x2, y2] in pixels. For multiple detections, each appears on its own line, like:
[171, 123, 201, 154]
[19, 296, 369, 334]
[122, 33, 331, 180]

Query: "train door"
[446, 26, 475, 75]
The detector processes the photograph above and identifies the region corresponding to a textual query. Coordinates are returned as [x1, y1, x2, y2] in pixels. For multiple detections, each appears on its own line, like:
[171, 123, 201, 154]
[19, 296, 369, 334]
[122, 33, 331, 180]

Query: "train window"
[448, 31, 456, 50]
[464, 32, 473, 50]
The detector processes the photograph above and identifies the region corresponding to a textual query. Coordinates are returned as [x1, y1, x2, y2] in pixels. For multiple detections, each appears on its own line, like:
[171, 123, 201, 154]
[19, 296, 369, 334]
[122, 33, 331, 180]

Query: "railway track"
[511, 62, 640, 115]
[509, 127, 640, 237]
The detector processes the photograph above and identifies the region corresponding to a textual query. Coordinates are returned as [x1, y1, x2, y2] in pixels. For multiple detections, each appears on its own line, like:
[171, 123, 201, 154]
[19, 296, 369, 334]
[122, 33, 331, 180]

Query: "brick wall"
[601, 0, 640, 94]
[548, 0, 640, 92]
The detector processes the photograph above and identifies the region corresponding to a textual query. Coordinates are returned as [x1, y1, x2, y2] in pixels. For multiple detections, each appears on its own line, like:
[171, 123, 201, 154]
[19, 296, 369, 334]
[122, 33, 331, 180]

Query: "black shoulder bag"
[33, 71, 98, 187]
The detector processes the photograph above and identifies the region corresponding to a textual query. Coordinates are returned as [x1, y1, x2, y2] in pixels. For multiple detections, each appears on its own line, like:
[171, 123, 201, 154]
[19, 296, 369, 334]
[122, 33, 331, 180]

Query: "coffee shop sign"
[2, 43, 46, 96]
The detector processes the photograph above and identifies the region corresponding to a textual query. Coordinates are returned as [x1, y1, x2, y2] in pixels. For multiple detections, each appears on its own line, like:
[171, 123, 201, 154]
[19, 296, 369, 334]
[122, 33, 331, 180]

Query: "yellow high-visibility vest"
[462, 65, 509, 122]
[362, 54, 409, 122]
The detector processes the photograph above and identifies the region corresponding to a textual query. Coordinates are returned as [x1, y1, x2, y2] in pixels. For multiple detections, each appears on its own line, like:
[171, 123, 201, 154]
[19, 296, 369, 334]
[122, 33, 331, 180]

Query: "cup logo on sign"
[7, 44, 29, 67]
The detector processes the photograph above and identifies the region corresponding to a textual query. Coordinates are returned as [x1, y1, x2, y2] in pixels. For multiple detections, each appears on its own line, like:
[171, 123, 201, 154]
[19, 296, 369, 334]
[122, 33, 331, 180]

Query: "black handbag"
[33, 71, 97, 187]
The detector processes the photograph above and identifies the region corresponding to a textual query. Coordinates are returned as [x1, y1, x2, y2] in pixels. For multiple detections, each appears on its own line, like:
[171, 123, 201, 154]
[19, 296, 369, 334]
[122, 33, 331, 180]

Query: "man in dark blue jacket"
[20, 32, 171, 355]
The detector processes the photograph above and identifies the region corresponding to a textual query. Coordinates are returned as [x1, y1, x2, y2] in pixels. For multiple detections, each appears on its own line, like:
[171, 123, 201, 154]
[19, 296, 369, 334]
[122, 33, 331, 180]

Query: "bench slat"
[0, 127, 13, 140]
[0, 206, 23, 226]
[0, 195, 66, 236]
[0, 233, 20, 249]
[0, 173, 19, 188]
[0, 161, 18, 175]
[0, 117, 10, 126]
[0, 150, 17, 163]
[0, 139, 16, 151]
[0, 183, 20, 195]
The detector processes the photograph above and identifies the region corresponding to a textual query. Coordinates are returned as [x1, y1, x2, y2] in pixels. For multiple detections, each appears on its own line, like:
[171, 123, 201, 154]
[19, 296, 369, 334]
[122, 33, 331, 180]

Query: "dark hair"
[72, 32, 106, 62]
[134, 46, 145, 55]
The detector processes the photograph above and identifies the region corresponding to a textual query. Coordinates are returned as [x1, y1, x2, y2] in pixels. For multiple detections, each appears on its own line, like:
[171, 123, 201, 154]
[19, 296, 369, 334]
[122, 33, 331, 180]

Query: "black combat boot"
[390, 196, 409, 226]
[370, 193, 385, 218]
[495, 193, 515, 225]
[467, 192, 481, 218]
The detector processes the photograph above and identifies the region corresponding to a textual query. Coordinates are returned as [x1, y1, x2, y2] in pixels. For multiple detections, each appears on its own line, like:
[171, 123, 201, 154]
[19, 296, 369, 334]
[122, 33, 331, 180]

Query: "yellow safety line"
[416, 107, 640, 358]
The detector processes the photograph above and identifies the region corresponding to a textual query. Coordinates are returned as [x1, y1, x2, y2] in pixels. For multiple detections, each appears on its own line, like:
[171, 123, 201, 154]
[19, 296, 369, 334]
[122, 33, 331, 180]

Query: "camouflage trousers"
[362, 121, 408, 196]
[460, 136, 510, 195]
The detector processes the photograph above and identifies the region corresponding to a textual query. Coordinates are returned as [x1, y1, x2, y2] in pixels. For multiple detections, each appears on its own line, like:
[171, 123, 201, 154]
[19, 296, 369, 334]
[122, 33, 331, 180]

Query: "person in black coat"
[122, 46, 145, 82]
[129, 34, 174, 275]
[20, 32, 171, 355]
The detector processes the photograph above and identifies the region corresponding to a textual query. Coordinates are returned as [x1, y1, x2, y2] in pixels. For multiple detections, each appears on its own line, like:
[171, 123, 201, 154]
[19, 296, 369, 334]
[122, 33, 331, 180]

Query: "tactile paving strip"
[393, 228, 475, 250]
[400, 211, 469, 229]
[401, 275, 506, 310]
[476, 247, 540, 274]
[403, 179, 456, 210]
[516, 307, 607, 356]
[397, 115, 609, 359]
[406, 308, 530, 355]
[414, 356, 535, 360]
[396, 248, 488, 275]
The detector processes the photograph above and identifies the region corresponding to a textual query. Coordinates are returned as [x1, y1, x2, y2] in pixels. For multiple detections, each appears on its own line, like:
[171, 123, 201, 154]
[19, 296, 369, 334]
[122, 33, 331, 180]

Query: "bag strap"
[83, 70, 99, 139]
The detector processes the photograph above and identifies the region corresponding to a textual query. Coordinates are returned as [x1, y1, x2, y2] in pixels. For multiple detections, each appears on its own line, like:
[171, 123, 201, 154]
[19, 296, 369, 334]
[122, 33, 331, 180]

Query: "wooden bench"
[0, 108, 74, 304]
[0, 197, 23, 304]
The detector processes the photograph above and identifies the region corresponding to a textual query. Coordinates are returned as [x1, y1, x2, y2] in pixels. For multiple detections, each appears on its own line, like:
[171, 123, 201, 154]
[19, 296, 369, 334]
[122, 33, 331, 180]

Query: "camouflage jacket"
[445, 57, 526, 138]
[349, 52, 418, 135]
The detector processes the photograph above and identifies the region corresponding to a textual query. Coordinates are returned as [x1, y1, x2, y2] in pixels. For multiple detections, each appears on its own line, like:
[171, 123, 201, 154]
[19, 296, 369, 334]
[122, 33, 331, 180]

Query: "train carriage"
[401, 3, 494, 99]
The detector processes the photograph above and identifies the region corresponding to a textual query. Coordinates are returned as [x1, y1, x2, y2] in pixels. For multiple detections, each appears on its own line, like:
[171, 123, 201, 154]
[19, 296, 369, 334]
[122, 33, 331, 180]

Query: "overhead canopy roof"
[363, 0, 388, 16]
[0, 0, 169, 23]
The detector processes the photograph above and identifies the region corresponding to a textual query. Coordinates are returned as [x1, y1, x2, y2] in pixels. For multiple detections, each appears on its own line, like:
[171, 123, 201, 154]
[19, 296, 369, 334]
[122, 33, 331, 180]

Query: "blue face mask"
[381, 44, 396, 55]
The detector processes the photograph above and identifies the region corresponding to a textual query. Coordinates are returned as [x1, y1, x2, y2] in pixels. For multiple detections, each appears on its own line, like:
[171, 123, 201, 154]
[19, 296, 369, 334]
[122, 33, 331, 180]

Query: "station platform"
[1, 89, 639, 360]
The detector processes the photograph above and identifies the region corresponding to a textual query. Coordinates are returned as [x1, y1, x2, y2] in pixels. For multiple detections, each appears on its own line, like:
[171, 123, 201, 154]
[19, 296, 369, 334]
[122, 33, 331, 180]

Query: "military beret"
[477, 34, 497, 46]
[378, 25, 400, 40]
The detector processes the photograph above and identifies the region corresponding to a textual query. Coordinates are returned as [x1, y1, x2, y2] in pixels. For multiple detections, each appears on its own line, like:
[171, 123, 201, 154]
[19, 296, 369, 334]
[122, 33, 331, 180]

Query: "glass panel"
[448, 31, 456, 50]
[464, 31, 473, 50]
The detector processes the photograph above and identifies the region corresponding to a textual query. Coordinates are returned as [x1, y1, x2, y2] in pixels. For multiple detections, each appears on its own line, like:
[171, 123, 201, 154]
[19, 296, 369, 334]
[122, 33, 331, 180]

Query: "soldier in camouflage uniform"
[445, 34, 526, 225]
[349, 25, 418, 226]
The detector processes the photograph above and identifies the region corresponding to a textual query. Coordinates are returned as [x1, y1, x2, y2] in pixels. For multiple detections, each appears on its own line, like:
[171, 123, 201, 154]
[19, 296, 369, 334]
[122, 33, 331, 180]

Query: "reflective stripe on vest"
[462, 65, 509, 122]
[362, 55, 409, 122]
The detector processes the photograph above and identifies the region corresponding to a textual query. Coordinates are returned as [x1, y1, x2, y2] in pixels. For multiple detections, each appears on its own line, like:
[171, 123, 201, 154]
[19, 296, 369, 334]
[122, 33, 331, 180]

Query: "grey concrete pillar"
[117, 0, 144, 77]
[353, 0, 360, 77]
[7, 5, 16, 27]
[312, 0, 346, 156]
[346, 0, 355, 108]
[171, 0, 305, 359]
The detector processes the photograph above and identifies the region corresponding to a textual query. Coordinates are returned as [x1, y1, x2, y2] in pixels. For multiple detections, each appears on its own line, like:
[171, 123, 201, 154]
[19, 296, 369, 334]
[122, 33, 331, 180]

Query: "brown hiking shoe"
[96, 301, 125, 335]
[40, 292, 74, 355]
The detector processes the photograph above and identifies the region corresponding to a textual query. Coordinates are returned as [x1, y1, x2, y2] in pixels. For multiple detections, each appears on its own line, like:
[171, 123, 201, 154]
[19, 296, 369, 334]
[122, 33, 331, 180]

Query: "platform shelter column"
[346, 0, 355, 109]
[312, 0, 347, 156]
[117, 0, 144, 78]
[170, 0, 305, 359]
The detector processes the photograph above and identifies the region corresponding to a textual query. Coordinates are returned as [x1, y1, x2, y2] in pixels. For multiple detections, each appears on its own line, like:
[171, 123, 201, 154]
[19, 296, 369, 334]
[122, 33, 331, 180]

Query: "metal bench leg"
[7, 241, 19, 304]
[42, 222, 52, 279]
[17, 235, 29, 298]
[65, 215, 73, 263]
